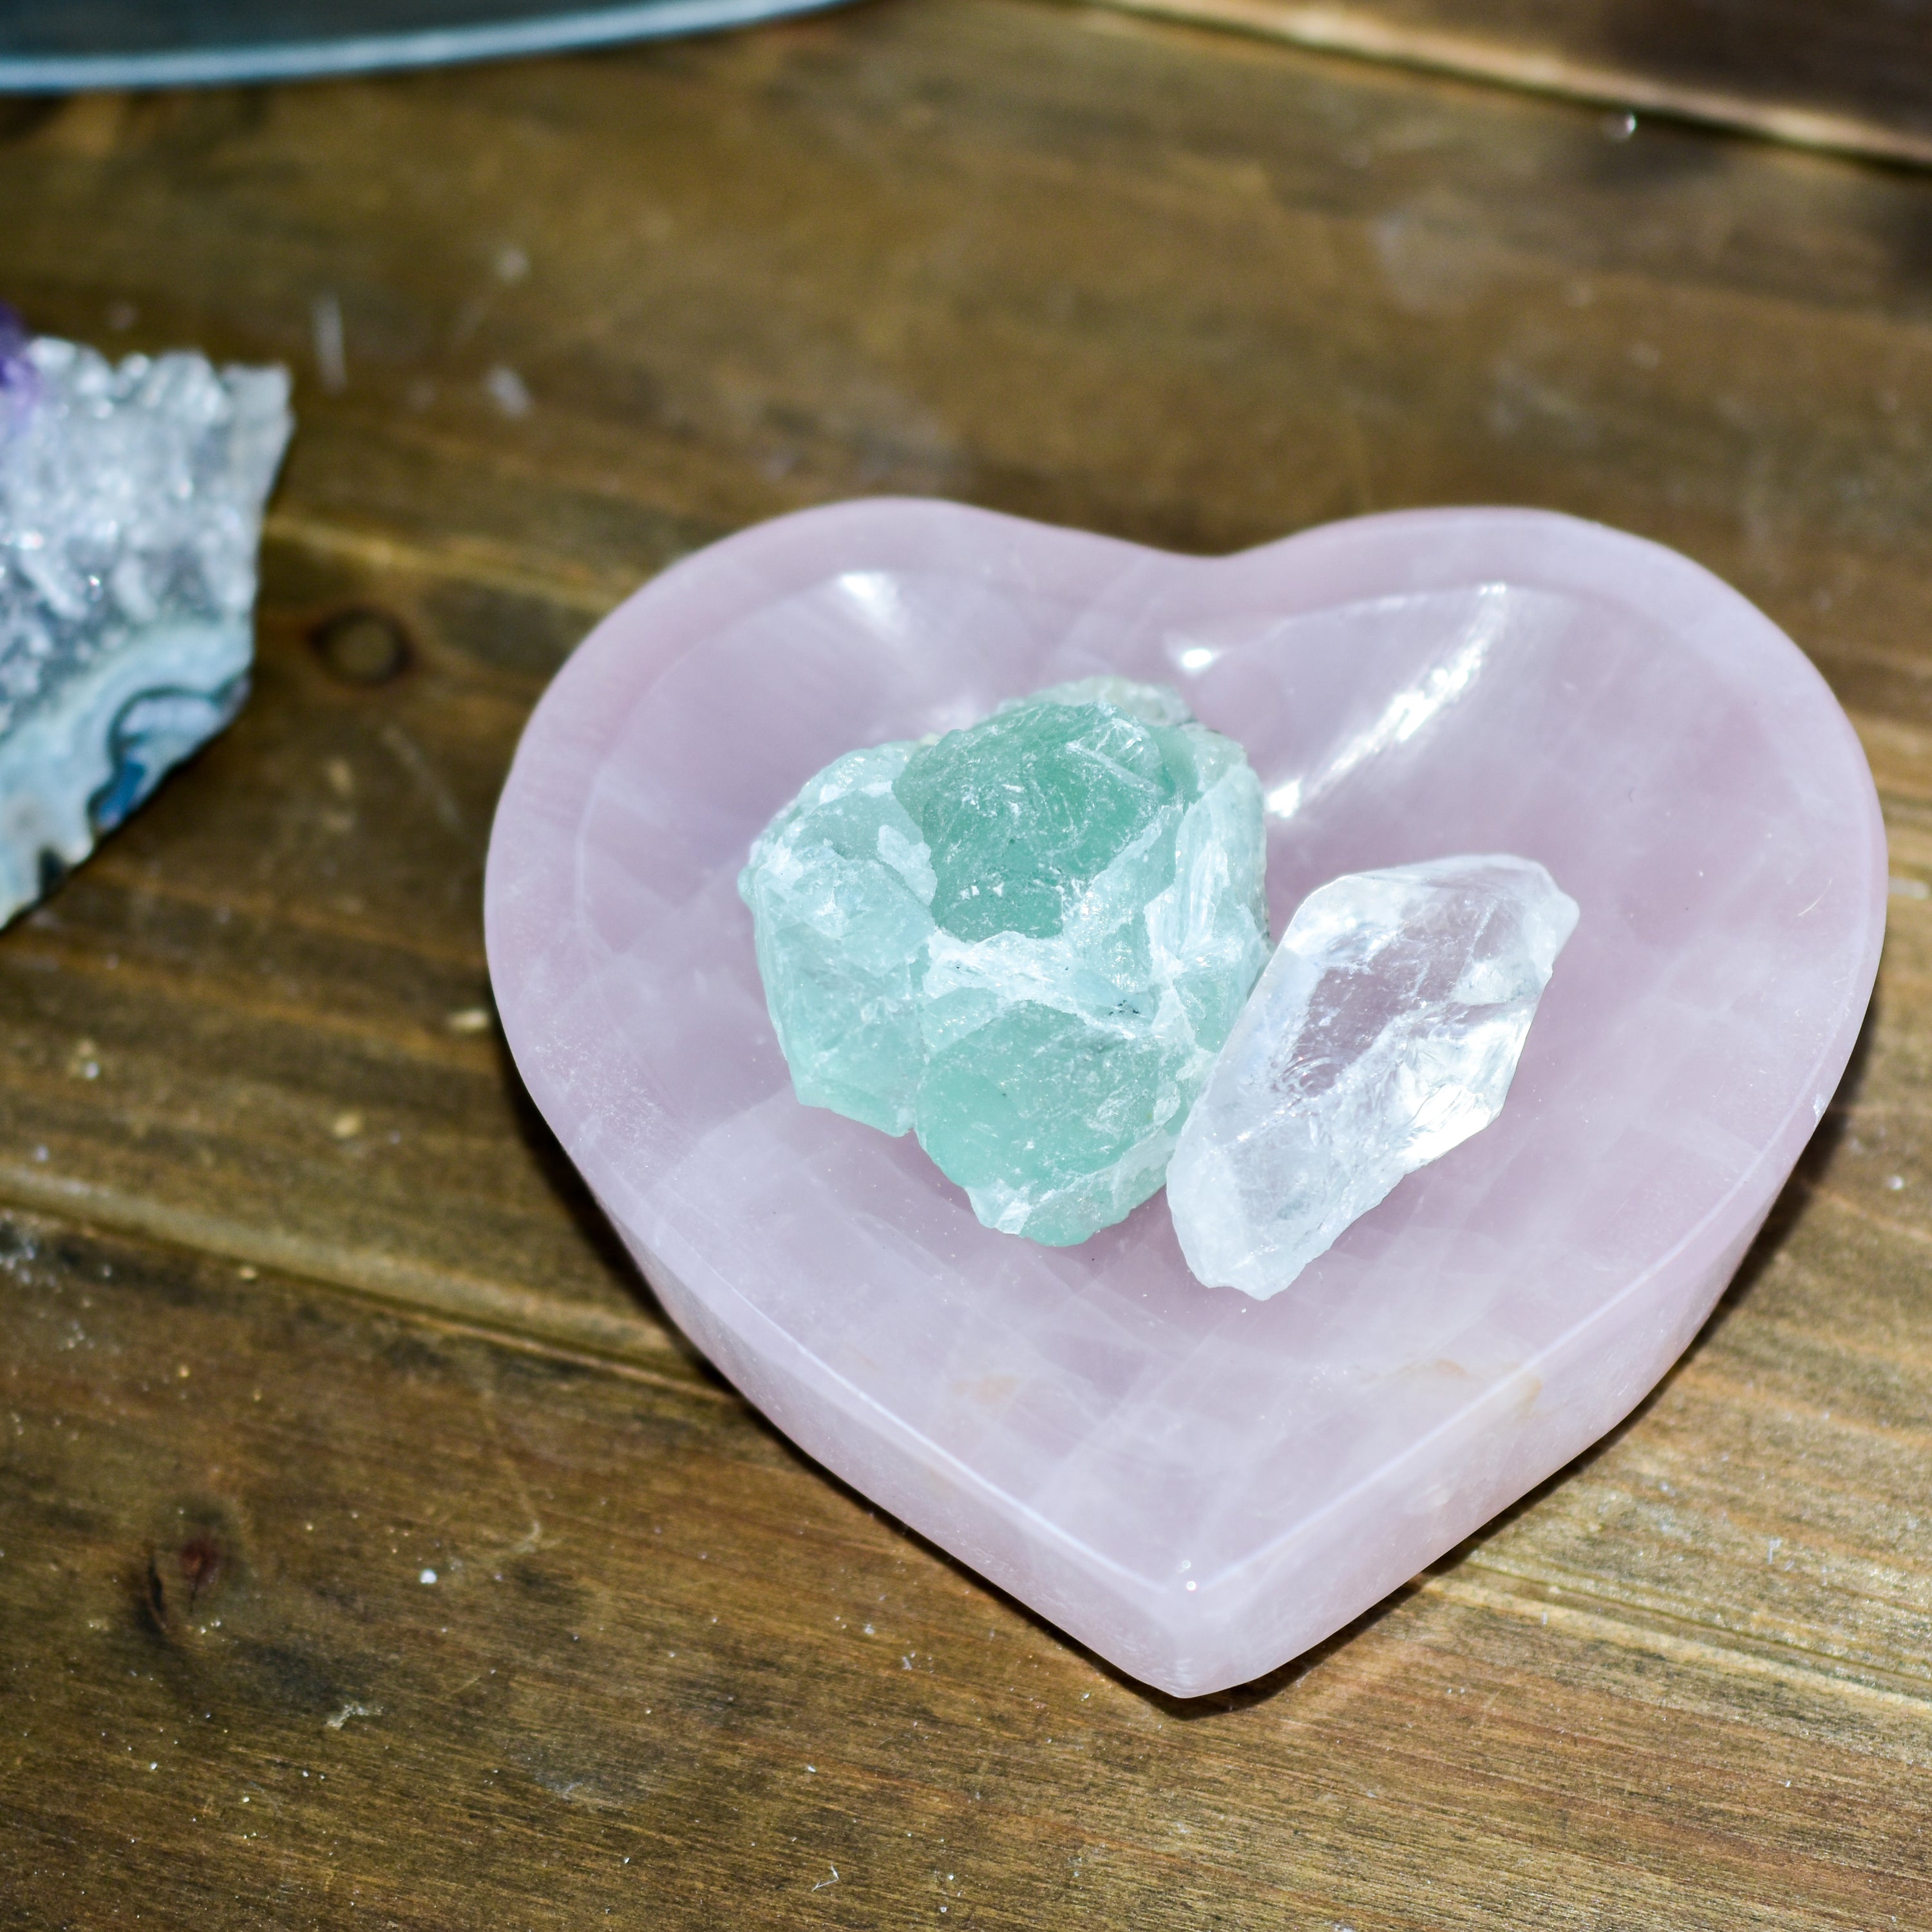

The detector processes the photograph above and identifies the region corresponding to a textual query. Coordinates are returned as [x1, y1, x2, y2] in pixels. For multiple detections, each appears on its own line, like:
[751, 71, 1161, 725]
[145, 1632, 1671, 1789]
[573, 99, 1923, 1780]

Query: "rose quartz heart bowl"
[485, 500, 1884, 1696]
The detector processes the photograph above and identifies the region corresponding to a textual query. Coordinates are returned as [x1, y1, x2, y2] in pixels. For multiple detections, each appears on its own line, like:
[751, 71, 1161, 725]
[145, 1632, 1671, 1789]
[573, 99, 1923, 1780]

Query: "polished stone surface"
[738, 676, 1268, 1245]
[485, 500, 1886, 1696]
[1170, 855, 1577, 1300]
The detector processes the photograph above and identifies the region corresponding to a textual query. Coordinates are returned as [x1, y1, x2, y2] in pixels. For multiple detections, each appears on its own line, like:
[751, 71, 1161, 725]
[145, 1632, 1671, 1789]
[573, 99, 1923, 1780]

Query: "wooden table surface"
[5, 4, 1932, 1924]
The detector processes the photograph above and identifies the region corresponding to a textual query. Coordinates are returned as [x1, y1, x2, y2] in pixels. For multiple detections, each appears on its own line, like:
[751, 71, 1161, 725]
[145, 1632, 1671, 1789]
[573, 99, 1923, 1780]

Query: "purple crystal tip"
[0, 305, 32, 427]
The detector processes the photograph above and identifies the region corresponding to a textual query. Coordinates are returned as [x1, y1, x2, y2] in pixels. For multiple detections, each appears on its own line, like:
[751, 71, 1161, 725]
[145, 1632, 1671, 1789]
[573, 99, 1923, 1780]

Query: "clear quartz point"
[1168, 854, 1579, 1298]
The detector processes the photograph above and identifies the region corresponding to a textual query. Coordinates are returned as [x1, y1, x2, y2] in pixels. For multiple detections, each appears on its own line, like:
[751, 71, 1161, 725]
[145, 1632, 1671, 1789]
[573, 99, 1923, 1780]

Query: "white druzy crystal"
[1168, 855, 1578, 1299]
[0, 325, 291, 924]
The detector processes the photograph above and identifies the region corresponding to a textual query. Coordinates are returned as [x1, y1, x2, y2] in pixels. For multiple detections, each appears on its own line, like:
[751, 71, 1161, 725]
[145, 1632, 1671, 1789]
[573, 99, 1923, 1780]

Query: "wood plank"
[1, 1206, 1928, 1928]
[0, 529, 696, 1376]
[5, 2, 1932, 1360]
[1, 8, 1931, 1912]
[1095, 0, 1932, 168]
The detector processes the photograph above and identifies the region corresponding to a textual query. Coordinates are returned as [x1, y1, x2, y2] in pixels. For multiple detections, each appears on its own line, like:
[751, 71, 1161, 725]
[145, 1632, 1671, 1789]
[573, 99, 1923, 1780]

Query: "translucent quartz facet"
[1170, 855, 1578, 1300]
[0, 322, 292, 924]
[485, 500, 1886, 1696]
[739, 677, 1269, 1245]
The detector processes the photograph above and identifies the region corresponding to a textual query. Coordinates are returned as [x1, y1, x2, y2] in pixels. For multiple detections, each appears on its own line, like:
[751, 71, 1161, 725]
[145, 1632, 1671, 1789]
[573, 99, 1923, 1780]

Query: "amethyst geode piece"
[0, 314, 291, 923]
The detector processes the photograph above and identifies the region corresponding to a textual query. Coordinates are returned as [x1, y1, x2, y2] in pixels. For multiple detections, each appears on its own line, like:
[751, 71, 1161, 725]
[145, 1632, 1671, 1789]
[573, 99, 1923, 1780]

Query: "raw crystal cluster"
[0, 310, 292, 925]
[741, 676, 1270, 1245]
[1168, 855, 1578, 1298]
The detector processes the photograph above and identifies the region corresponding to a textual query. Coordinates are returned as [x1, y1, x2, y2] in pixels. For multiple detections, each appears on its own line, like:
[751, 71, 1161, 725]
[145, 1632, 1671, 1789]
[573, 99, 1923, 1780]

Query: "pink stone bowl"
[484, 500, 1885, 1697]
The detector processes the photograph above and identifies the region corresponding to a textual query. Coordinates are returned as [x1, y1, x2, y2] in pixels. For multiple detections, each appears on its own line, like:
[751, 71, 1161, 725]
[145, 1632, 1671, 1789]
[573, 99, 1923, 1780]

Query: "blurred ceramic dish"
[0, 0, 851, 90]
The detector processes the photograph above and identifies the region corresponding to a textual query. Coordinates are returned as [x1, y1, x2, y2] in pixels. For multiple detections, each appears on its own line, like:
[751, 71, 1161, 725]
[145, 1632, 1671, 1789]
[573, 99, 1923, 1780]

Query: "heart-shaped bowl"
[486, 499, 1884, 1697]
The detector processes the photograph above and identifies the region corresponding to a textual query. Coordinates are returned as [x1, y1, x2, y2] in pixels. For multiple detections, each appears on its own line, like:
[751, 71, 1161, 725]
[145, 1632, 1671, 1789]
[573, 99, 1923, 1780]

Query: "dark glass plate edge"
[0, 0, 852, 90]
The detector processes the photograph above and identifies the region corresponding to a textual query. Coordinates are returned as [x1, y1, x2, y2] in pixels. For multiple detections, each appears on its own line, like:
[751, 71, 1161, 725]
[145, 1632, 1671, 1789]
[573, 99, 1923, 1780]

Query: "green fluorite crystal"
[739, 677, 1270, 1245]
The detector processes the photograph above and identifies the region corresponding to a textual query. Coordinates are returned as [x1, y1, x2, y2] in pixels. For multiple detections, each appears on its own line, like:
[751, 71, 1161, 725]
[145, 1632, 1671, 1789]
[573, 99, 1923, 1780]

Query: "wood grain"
[0, 530, 692, 1376]
[1, 1, 1931, 1920]
[2, 1208, 1929, 1929]
[1094, 0, 1932, 168]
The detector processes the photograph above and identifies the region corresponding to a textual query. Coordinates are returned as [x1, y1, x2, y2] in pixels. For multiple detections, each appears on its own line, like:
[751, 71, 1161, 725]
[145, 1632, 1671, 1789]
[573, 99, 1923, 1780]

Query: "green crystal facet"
[895, 700, 1179, 942]
[739, 676, 1269, 1245]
